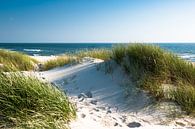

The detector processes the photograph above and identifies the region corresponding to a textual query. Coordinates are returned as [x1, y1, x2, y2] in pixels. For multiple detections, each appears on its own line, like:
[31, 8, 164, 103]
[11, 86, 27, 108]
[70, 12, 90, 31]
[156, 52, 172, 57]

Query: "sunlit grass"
[76, 49, 112, 61]
[169, 83, 195, 114]
[42, 49, 112, 70]
[0, 72, 76, 128]
[43, 55, 78, 71]
[112, 43, 195, 114]
[0, 49, 37, 72]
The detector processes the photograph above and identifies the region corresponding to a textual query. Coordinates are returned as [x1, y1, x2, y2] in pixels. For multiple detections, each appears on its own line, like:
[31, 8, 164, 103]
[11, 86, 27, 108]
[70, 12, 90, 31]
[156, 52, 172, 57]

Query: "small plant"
[170, 83, 195, 114]
[112, 45, 126, 64]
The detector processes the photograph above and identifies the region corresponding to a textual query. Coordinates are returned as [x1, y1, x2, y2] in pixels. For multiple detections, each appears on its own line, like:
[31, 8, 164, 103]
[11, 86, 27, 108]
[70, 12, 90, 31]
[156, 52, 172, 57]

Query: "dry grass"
[76, 49, 112, 61]
[42, 49, 112, 70]
[42, 55, 78, 71]
[0, 49, 37, 72]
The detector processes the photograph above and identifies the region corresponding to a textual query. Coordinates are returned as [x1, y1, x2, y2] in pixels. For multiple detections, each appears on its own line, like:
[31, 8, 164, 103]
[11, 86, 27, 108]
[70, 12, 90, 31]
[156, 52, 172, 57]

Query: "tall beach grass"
[0, 72, 76, 128]
[112, 44, 195, 114]
[76, 49, 112, 61]
[0, 49, 37, 72]
[42, 55, 78, 71]
[42, 49, 112, 71]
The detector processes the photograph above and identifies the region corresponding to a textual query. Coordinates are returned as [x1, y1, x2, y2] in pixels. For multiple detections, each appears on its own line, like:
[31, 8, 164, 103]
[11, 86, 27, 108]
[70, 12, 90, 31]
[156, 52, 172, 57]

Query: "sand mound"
[36, 57, 194, 129]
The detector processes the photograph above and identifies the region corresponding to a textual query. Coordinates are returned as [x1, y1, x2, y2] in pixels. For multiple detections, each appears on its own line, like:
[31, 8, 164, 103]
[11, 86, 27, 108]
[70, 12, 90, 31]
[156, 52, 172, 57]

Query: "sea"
[0, 43, 195, 62]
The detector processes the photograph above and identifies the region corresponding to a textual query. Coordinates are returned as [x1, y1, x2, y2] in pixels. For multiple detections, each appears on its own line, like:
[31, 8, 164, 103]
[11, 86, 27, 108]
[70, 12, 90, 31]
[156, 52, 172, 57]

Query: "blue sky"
[0, 0, 195, 43]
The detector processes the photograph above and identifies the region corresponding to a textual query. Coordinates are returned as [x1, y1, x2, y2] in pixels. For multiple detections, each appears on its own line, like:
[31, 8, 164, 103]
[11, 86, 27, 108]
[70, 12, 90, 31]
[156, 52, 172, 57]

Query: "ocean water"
[0, 43, 112, 56]
[156, 43, 195, 62]
[0, 43, 195, 62]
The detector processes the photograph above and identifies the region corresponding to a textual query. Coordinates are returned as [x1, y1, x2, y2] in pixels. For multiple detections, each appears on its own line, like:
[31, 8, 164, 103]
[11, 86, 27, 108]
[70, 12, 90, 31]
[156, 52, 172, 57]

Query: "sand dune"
[34, 57, 194, 129]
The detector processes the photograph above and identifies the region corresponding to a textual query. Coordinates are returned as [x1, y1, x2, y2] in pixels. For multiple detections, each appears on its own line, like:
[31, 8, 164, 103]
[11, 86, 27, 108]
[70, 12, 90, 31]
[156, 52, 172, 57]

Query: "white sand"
[31, 55, 57, 63]
[34, 56, 194, 129]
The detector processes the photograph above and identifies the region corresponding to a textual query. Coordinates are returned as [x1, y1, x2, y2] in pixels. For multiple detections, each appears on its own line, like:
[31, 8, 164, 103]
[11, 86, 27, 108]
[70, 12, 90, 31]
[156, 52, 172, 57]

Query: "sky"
[0, 0, 195, 43]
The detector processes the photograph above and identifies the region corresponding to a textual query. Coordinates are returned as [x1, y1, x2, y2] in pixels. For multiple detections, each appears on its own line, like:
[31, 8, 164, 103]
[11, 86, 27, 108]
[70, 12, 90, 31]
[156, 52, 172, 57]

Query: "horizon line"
[1, 42, 195, 44]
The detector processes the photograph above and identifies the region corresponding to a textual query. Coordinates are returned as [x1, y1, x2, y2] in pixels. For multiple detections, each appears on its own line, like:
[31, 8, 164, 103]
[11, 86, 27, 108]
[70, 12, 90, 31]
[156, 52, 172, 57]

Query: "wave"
[23, 49, 42, 52]
[33, 54, 40, 56]
[179, 53, 195, 62]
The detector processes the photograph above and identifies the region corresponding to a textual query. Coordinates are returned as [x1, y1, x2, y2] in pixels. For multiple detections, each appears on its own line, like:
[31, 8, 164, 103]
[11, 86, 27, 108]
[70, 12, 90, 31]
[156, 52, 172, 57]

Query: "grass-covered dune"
[1, 45, 195, 117]
[0, 73, 76, 128]
[42, 49, 111, 71]
[112, 44, 195, 114]
[0, 48, 112, 71]
[42, 55, 78, 71]
[0, 49, 37, 72]
[0, 49, 76, 128]
[76, 49, 112, 60]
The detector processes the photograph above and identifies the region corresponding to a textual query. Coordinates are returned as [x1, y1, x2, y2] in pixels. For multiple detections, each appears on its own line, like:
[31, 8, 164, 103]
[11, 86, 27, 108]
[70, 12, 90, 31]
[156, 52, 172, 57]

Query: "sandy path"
[37, 57, 194, 129]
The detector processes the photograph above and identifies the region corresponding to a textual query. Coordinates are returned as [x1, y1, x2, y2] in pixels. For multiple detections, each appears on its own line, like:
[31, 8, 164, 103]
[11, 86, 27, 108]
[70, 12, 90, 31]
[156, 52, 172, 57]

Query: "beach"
[31, 55, 195, 129]
[1, 44, 195, 128]
[1, 0, 195, 128]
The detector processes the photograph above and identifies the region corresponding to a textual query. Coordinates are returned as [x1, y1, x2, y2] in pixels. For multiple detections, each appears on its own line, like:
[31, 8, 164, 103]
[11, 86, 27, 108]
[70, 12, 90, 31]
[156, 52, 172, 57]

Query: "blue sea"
[0, 43, 195, 62]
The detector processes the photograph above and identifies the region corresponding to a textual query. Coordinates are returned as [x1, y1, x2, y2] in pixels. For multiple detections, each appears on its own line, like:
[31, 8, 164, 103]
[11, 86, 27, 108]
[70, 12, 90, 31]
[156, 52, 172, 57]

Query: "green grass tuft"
[43, 55, 78, 71]
[112, 43, 195, 114]
[0, 49, 37, 72]
[76, 49, 112, 60]
[0, 73, 76, 128]
[170, 84, 195, 114]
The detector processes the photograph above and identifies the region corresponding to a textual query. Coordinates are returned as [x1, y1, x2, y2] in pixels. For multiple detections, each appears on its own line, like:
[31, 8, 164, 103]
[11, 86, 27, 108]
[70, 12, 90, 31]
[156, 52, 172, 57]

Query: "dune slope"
[37, 57, 194, 129]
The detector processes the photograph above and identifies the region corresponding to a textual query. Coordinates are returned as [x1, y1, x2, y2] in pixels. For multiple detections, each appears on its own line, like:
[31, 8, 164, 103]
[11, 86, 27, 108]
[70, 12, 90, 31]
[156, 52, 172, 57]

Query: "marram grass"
[0, 48, 112, 71]
[112, 44, 195, 114]
[43, 55, 78, 71]
[0, 72, 76, 129]
[42, 49, 112, 71]
[76, 49, 112, 61]
[169, 83, 195, 114]
[0, 49, 37, 72]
